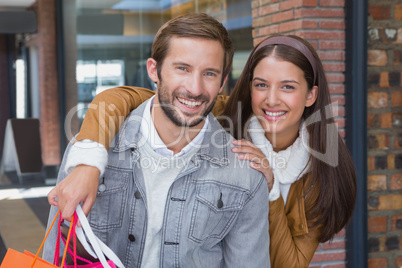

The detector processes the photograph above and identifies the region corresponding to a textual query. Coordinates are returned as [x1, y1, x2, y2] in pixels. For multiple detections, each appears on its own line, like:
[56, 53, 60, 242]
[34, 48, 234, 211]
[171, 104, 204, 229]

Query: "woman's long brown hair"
[222, 35, 357, 242]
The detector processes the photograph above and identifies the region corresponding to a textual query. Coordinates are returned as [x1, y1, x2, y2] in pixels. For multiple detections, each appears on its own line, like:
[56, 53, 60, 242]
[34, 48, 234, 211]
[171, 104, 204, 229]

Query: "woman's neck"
[265, 129, 299, 152]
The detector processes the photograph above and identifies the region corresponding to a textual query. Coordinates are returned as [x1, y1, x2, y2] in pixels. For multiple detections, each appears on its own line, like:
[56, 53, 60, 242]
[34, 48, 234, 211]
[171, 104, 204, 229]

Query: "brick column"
[251, 0, 348, 266]
[34, 0, 61, 165]
[366, 1, 402, 267]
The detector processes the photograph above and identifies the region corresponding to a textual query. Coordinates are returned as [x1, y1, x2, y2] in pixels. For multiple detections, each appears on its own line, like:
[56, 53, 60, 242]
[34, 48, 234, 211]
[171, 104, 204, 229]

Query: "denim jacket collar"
[112, 100, 229, 167]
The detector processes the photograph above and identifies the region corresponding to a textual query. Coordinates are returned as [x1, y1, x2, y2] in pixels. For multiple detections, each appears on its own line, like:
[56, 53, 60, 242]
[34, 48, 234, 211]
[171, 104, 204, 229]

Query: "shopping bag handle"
[53, 212, 76, 268]
[63, 205, 124, 268]
[31, 210, 60, 267]
[75, 205, 115, 268]
[30, 210, 76, 268]
[30, 206, 124, 268]
[60, 213, 75, 268]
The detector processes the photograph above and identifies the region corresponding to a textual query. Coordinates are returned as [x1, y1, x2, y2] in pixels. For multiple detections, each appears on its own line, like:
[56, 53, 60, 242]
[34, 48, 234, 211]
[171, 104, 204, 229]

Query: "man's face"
[148, 37, 226, 128]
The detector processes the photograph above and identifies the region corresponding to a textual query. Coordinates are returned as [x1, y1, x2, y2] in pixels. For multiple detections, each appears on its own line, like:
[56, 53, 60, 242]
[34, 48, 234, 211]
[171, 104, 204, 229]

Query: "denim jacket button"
[98, 184, 106, 192]
[128, 234, 135, 242]
[217, 199, 223, 208]
[134, 191, 141, 199]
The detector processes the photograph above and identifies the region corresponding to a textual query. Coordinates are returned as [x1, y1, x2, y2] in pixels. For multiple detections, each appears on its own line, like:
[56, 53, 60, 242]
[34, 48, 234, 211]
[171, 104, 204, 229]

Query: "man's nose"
[185, 73, 204, 97]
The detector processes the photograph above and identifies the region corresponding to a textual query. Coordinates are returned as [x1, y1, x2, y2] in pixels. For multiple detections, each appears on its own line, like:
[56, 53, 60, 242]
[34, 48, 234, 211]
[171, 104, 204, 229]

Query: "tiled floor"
[0, 172, 52, 262]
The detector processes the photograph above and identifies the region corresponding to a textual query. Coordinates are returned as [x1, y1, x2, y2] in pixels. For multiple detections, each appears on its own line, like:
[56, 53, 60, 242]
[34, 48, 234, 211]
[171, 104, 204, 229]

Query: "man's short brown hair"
[151, 13, 234, 85]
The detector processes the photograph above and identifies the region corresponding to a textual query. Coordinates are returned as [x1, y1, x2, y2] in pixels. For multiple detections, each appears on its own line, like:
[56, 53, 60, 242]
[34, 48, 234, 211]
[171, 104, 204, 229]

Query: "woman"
[220, 35, 356, 266]
[68, 34, 357, 266]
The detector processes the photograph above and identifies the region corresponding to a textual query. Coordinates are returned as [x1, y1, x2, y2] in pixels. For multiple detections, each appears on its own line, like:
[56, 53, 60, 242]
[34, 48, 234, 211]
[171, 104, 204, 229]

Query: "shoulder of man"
[205, 114, 267, 194]
[110, 100, 150, 151]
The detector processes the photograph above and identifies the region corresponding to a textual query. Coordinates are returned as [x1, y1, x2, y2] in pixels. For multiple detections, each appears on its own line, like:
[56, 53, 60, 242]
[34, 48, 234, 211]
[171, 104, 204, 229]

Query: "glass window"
[63, 0, 253, 124]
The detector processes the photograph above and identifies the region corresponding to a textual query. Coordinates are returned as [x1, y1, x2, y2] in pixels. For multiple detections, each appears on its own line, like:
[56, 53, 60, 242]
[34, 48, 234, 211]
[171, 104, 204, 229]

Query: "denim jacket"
[44, 103, 270, 268]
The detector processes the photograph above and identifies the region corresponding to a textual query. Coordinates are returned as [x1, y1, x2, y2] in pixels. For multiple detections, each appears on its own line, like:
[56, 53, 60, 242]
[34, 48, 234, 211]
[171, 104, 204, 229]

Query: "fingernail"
[232, 147, 238, 152]
[232, 140, 238, 144]
[238, 154, 244, 159]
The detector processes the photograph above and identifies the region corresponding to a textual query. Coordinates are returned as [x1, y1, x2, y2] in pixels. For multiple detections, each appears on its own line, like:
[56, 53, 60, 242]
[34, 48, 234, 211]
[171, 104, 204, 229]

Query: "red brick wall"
[367, 1, 402, 267]
[252, 0, 346, 139]
[27, 0, 61, 165]
[251, 0, 347, 266]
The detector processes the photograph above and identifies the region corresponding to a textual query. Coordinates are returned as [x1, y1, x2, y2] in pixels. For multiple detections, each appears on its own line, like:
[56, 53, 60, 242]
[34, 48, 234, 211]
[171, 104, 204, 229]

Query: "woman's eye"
[255, 83, 267, 88]
[282, 85, 295, 90]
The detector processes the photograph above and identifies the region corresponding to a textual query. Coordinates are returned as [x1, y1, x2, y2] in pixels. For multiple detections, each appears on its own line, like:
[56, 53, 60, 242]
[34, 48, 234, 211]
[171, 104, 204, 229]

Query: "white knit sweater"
[248, 116, 310, 203]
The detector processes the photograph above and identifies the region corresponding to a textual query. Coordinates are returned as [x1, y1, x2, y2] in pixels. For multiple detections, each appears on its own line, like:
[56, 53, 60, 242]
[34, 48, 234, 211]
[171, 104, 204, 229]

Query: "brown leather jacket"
[269, 175, 321, 267]
[76, 86, 321, 267]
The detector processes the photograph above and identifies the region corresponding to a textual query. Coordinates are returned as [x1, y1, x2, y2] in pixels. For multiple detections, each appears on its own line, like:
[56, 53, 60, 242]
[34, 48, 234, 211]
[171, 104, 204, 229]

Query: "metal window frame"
[56, 0, 67, 154]
[344, 0, 368, 267]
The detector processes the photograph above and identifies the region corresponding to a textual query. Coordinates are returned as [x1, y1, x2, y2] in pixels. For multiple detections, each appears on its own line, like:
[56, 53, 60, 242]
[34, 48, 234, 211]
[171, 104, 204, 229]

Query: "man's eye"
[205, 72, 216, 77]
[178, 67, 187, 71]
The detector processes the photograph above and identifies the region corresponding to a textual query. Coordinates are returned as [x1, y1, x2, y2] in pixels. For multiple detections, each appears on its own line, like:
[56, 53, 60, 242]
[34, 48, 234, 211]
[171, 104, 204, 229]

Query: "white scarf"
[248, 115, 310, 202]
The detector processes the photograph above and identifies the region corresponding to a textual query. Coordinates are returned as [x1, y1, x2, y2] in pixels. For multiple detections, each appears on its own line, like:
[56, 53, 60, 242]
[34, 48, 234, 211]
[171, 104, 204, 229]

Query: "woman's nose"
[265, 88, 280, 107]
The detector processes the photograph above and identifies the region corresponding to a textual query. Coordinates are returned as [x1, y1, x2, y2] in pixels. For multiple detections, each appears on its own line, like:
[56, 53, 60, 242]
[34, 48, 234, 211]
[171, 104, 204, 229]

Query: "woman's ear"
[306, 86, 318, 107]
[147, 58, 159, 83]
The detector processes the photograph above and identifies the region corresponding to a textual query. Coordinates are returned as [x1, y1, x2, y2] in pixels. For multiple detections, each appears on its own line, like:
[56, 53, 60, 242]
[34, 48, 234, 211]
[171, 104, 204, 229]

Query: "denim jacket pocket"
[88, 167, 130, 230]
[189, 182, 246, 243]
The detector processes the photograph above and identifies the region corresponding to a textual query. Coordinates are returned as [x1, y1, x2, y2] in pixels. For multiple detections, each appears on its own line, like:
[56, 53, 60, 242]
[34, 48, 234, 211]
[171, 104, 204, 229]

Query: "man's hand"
[48, 165, 100, 221]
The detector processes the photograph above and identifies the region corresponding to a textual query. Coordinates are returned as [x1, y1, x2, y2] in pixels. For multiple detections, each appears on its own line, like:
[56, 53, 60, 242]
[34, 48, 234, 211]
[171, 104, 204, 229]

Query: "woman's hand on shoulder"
[232, 139, 274, 191]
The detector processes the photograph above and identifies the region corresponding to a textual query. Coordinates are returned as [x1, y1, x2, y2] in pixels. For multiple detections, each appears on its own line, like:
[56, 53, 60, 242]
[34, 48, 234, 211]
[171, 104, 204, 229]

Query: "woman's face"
[250, 56, 317, 148]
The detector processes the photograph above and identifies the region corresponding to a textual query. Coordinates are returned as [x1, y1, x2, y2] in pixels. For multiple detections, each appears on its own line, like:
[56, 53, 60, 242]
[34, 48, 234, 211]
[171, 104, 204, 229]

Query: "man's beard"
[157, 81, 217, 127]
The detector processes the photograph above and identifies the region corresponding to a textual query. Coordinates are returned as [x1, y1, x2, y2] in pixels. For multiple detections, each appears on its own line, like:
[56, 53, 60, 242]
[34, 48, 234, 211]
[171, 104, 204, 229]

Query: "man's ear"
[219, 75, 229, 94]
[147, 58, 159, 83]
[306, 86, 318, 107]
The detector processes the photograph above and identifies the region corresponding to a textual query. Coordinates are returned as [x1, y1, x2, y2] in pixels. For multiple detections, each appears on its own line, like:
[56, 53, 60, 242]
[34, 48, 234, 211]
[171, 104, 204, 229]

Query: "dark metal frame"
[344, 0, 368, 267]
[56, 0, 67, 154]
[18, 38, 32, 118]
[6, 35, 17, 119]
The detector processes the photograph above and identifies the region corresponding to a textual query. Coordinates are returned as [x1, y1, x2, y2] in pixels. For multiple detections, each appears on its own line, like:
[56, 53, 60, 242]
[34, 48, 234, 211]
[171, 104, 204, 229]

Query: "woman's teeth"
[264, 111, 286, 117]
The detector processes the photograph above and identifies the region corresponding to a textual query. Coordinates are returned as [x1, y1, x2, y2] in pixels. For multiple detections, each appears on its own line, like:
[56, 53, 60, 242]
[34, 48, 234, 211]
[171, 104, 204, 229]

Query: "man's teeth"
[178, 97, 202, 108]
[264, 111, 286, 117]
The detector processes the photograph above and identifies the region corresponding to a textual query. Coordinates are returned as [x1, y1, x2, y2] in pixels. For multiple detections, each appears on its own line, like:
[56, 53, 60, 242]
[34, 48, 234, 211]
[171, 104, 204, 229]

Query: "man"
[44, 13, 269, 267]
